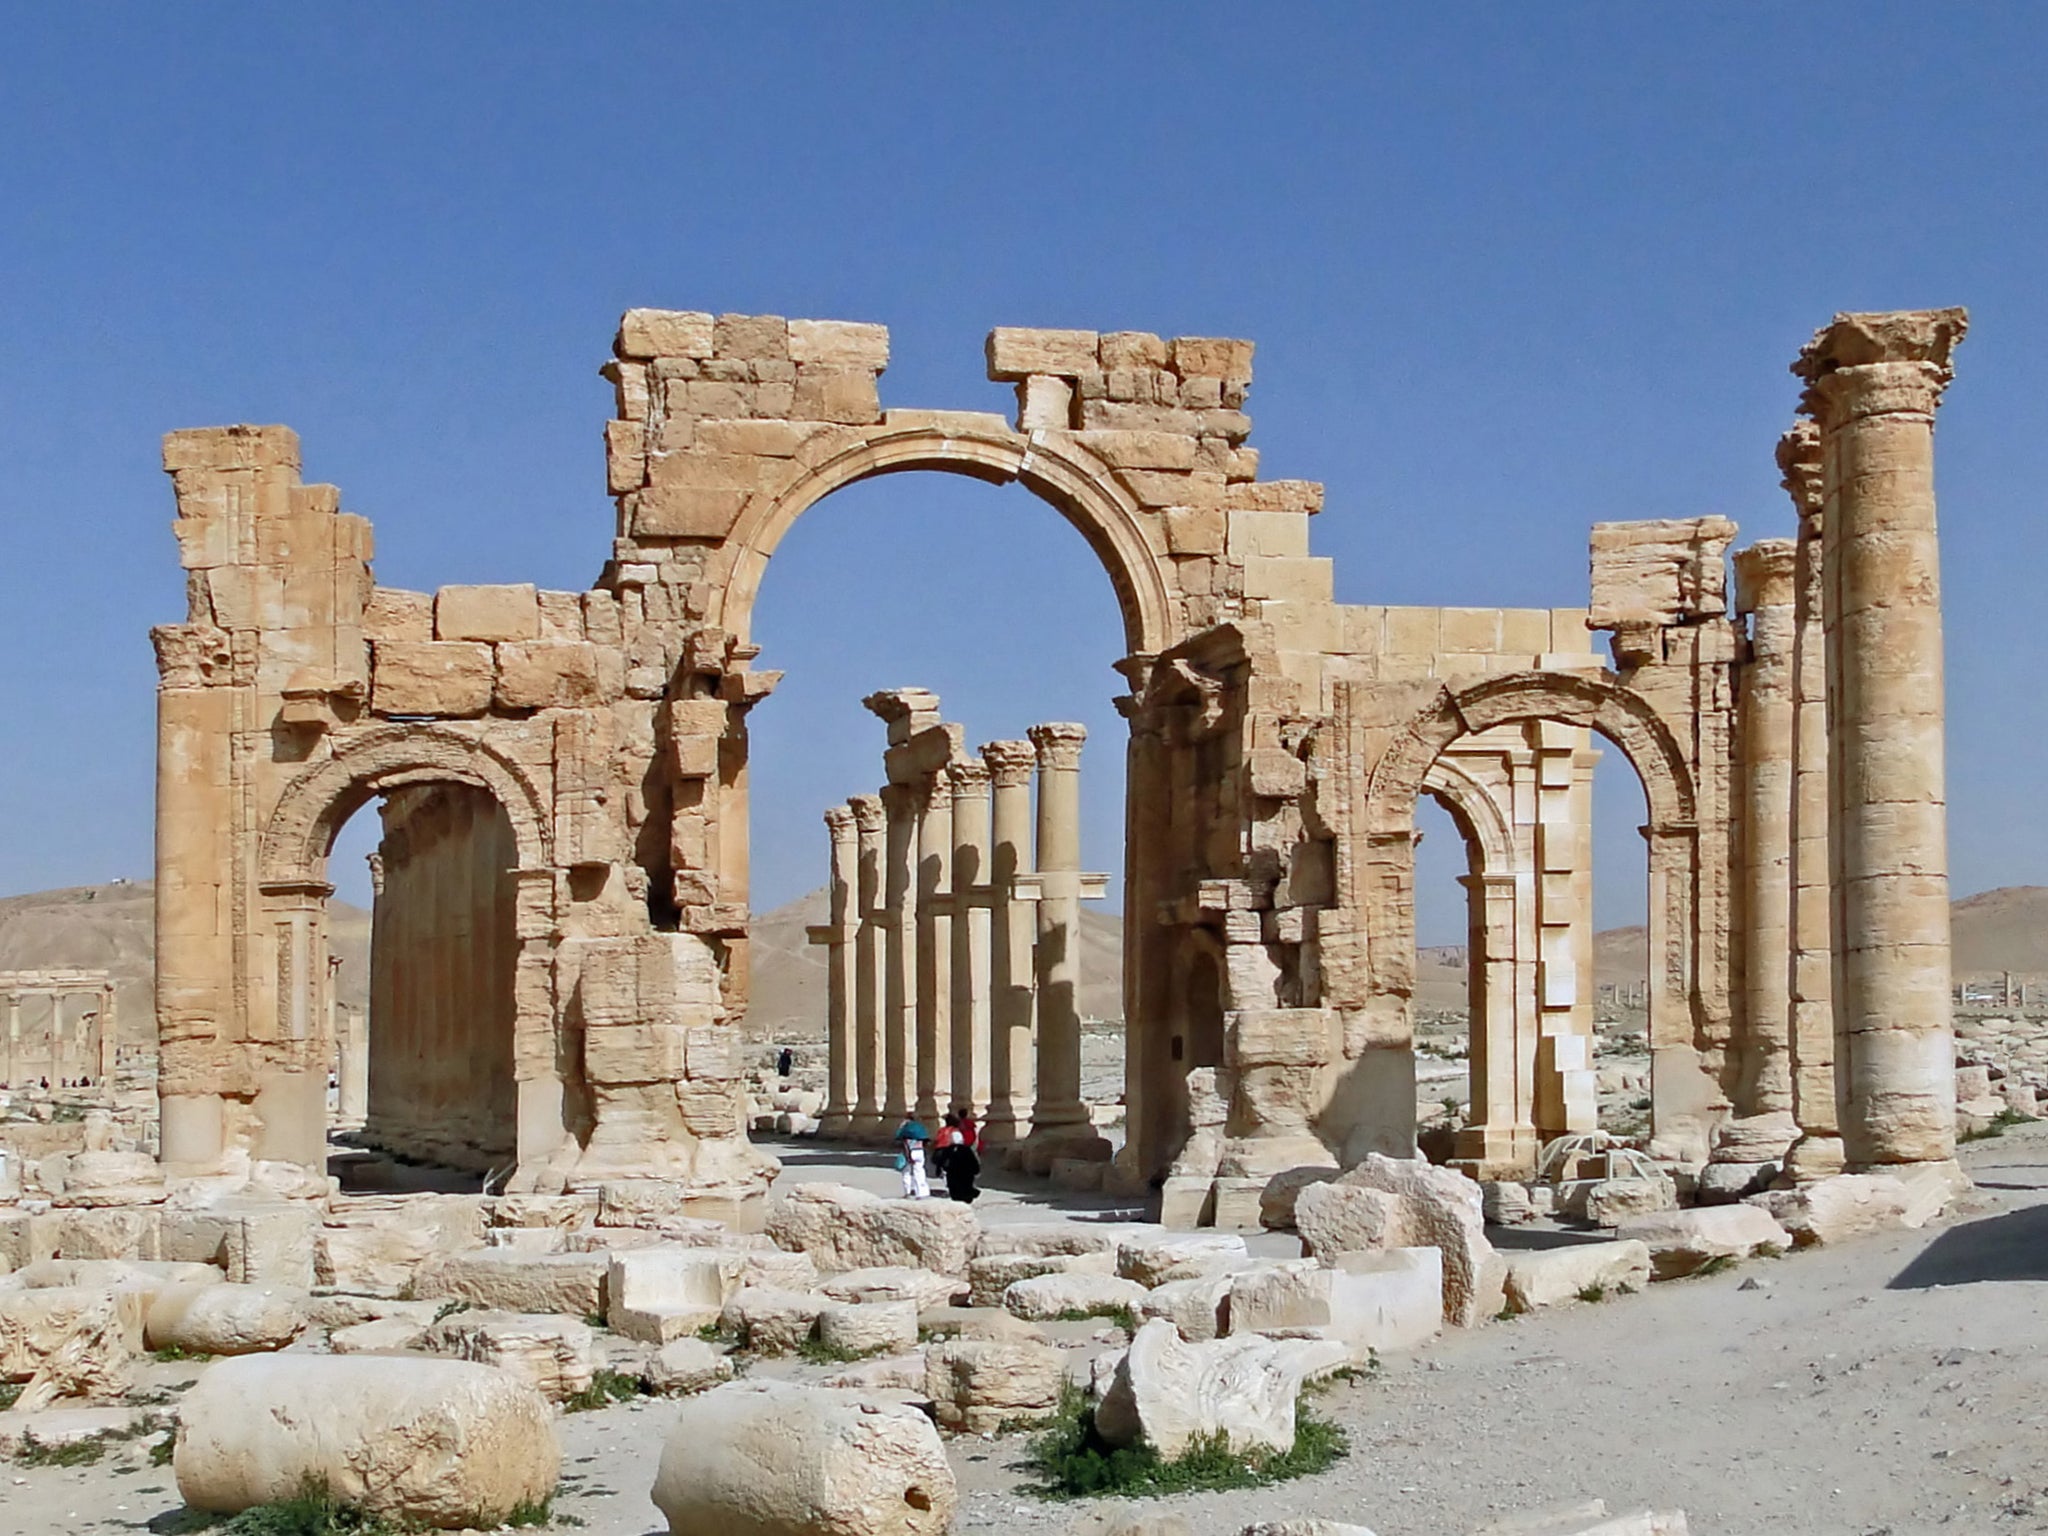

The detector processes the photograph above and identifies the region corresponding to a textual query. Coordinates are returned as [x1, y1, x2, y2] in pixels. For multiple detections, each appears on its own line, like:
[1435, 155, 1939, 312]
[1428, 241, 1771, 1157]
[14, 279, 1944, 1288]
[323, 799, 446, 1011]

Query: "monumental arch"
[151, 305, 1968, 1220]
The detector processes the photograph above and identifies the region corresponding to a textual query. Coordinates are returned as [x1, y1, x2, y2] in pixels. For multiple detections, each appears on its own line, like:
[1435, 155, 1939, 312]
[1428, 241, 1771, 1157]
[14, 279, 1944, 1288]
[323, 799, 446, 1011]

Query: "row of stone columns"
[1737, 309, 1965, 1176]
[0, 974, 116, 1087]
[811, 691, 1108, 1155]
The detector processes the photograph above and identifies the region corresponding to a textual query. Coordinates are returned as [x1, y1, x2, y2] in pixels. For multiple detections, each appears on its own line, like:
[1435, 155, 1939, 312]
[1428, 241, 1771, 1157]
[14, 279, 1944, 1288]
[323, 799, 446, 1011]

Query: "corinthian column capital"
[1775, 420, 1823, 521]
[1027, 721, 1088, 772]
[982, 739, 1036, 788]
[1793, 307, 1968, 425]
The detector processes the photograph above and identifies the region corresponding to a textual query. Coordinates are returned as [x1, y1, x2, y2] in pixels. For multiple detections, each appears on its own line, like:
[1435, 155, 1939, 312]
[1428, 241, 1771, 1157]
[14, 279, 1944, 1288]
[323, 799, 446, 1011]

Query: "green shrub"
[14, 1431, 112, 1467]
[152, 1344, 215, 1364]
[1023, 1383, 1347, 1498]
[561, 1368, 650, 1414]
[1049, 1304, 1138, 1333]
[1960, 1107, 2036, 1143]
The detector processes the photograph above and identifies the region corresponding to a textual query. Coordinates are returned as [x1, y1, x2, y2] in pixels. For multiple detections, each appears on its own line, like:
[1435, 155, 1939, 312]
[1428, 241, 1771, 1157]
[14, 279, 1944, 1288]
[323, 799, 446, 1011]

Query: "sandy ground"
[11, 1126, 2048, 1536]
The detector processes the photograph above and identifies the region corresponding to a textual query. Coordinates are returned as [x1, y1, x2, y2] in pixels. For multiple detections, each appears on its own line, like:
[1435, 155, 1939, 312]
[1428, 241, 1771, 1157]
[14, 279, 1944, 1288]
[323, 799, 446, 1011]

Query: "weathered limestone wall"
[362, 785, 520, 1171]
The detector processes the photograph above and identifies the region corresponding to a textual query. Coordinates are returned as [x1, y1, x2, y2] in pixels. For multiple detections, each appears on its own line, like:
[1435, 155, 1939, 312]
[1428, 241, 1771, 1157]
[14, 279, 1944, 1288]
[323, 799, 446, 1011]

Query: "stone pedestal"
[1795, 307, 1967, 1171]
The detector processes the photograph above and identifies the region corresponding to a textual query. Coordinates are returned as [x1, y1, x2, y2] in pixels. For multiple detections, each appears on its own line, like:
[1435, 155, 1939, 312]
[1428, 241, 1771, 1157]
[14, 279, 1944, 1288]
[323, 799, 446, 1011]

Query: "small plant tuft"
[794, 1336, 871, 1366]
[1960, 1107, 2036, 1143]
[1694, 1254, 1740, 1277]
[1577, 1282, 1609, 1303]
[0, 1381, 20, 1411]
[152, 1343, 215, 1364]
[429, 1299, 474, 1325]
[1023, 1382, 1347, 1498]
[1049, 1304, 1138, 1334]
[561, 1368, 651, 1414]
[14, 1430, 113, 1467]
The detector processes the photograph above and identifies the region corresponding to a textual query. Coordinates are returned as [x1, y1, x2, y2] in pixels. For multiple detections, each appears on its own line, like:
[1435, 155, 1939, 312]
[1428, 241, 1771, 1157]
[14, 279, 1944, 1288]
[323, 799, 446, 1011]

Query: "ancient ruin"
[144, 304, 1968, 1218]
[0, 971, 115, 1090]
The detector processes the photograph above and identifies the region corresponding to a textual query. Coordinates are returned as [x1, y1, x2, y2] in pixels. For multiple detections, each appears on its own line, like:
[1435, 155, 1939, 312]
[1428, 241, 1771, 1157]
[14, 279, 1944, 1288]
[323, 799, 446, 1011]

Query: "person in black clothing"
[777, 1046, 794, 1078]
[933, 1110, 981, 1203]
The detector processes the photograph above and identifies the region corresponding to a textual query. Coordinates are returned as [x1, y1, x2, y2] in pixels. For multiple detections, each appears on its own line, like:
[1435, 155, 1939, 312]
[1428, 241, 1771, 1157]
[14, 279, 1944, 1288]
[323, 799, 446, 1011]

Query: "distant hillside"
[3, 879, 2041, 1041]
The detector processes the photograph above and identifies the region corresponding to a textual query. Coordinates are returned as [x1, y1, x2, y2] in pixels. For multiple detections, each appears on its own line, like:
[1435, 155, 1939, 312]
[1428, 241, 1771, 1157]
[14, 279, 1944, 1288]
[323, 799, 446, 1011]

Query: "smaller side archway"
[1358, 669, 1718, 1165]
[250, 724, 563, 1179]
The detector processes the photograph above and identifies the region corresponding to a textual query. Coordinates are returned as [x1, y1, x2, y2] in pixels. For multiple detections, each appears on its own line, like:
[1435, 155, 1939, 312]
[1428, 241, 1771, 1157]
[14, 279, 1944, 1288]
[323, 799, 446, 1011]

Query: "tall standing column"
[815, 805, 859, 1137]
[849, 794, 887, 1138]
[1779, 422, 1842, 1176]
[948, 759, 993, 1116]
[2, 992, 18, 1085]
[1795, 307, 1967, 1170]
[1734, 539, 1799, 1116]
[1028, 723, 1093, 1137]
[982, 741, 1038, 1145]
[915, 772, 954, 1121]
[878, 782, 918, 1126]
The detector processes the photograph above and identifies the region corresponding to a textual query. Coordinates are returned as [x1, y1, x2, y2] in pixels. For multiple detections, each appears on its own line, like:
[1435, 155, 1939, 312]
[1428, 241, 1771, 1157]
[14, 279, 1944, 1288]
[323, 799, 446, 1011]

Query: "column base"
[1014, 1122, 1113, 1177]
[1783, 1132, 1846, 1183]
[815, 1111, 856, 1140]
[1451, 1122, 1541, 1179]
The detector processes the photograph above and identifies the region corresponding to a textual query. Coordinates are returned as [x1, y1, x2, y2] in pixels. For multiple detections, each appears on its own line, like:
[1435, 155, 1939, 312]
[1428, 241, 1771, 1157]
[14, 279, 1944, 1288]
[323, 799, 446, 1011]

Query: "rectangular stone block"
[631, 483, 752, 540]
[713, 313, 789, 361]
[1071, 431, 1197, 470]
[435, 583, 540, 642]
[788, 319, 889, 370]
[495, 642, 621, 710]
[1164, 508, 1224, 556]
[370, 640, 493, 718]
[1438, 607, 1504, 654]
[1098, 331, 1167, 369]
[1225, 479, 1324, 514]
[605, 419, 646, 493]
[1242, 556, 1333, 603]
[987, 327, 1100, 381]
[363, 588, 432, 642]
[791, 366, 882, 424]
[583, 1023, 689, 1084]
[1169, 336, 1254, 381]
[1589, 518, 1738, 628]
[618, 309, 714, 360]
[1228, 509, 1310, 559]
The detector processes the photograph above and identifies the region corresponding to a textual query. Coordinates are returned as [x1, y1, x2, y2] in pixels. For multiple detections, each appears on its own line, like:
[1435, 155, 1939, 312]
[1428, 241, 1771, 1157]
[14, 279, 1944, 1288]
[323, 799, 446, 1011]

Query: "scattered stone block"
[1617, 1206, 1791, 1279]
[925, 1334, 1066, 1433]
[1227, 1249, 1442, 1358]
[1003, 1271, 1147, 1322]
[1140, 1270, 1237, 1342]
[1298, 1155, 1500, 1327]
[817, 1300, 918, 1357]
[652, 1381, 956, 1536]
[720, 1285, 823, 1354]
[1696, 1161, 1779, 1204]
[1503, 1241, 1652, 1313]
[967, 1249, 1115, 1308]
[413, 1250, 608, 1317]
[819, 1265, 964, 1310]
[421, 1309, 596, 1403]
[174, 1355, 558, 1529]
[1095, 1318, 1340, 1458]
[328, 1315, 429, 1354]
[1585, 1176, 1678, 1227]
[605, 1246, 742, 1343]
[765, 1183, 977, 1276]
[645, 1335, 734, 1394]
[1749, 1173, 1916, 1247]
[1116, 1232, 1248, 1287]
[144, 1284, 306, 1356]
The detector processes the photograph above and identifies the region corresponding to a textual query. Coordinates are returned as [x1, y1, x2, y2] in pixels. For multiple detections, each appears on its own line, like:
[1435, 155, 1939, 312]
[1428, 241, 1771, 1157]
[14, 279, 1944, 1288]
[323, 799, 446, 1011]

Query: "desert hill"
[3, 879, 2041, 1040]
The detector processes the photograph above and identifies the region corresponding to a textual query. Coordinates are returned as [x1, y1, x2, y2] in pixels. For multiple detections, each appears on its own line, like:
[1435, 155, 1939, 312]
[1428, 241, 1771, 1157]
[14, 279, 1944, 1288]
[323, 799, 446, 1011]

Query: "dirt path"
[11, 1126, 2048, 1536]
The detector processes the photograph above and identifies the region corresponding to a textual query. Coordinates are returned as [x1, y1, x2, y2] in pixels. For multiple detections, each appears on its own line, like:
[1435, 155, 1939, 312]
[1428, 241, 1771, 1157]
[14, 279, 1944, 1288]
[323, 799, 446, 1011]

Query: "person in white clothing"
[893, 1115, 932, 1199]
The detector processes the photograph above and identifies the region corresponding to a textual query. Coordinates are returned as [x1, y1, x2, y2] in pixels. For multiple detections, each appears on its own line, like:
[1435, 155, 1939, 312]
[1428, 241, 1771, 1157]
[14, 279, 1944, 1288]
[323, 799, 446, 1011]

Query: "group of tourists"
[892, 1108, 982, 1203]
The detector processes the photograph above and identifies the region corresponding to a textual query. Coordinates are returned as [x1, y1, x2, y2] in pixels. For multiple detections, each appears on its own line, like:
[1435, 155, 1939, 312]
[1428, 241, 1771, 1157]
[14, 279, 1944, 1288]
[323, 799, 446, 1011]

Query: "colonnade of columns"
[0, 971, 116, 1088]
[362, 783, 521, 1170]
[1735, 308, 1966, 1176]
[810, 690, 1109, 1161]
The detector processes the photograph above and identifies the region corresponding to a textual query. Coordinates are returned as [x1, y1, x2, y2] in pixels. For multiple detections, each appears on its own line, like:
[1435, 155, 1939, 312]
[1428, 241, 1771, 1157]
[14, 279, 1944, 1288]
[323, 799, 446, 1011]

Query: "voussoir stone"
[652, 1380, 956, 1536]
[766, 1183, 977, 1275]
[173, 1354, 558, 1529]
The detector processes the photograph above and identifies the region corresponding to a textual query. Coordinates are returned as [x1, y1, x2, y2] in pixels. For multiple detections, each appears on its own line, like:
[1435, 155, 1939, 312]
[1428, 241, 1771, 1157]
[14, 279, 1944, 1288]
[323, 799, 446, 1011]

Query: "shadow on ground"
[1889, 1202, 2048, 1288]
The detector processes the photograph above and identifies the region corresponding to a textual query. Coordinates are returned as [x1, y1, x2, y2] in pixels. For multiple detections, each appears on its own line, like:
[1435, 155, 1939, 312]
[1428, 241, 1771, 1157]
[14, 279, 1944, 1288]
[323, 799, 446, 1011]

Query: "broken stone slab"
[1257, 1166, 1342, 1231]
[174, 1354, 558, 1529]
[1482, 1181, 1536, 1226]
[972, 1222, 1129, 1259]
[819, 1265, 965, 1309]
[47, 1150, 166, 1207]
[1228, 1249, 1443, 1358]
[720, 1285, 824, 1354]
[328, 1315, 430, 1354]
[1094, 1317, 1338, 1458]
[1116, 1232, 1249, 1287]
[924, 1333, 1066, 1433]
[1298, 1155, 1500, 1327]
[765, 1182, 977, 1276]
[315, 1194, 487, 1293]
[652, 1380, 956, 1536]
[1748, 1173, 1919, 1247]
[1004, 1271, 1148, 1322]
[144, 1284, 306, 1356]
[916, 1305, 1048, 1344]
[1503, 1241, 1653, 1313]
[1617, 1206, 1791, 1279]
[817, 1300, 918, 1357]
[420, 1309, 597, 1403]
[822, 1349, 928, 1394]
[1139, 1270, 1237, 1342]
[413, 1250, 609, 1317]
[605, 1246, 743, 1343]
[300, 1295, 439, 1333]
[1, 1286, 146, 1378]
[967, 1249, 1116, 1308]
[0, 1404, 144, 1456]
[645, 1335, 735, 1394]
[10, 1257, 222, 1295]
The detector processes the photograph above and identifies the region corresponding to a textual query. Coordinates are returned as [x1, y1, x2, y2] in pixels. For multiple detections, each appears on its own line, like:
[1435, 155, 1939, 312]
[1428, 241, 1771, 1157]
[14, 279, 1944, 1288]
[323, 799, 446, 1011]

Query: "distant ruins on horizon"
[135, 301, 1968, 1223]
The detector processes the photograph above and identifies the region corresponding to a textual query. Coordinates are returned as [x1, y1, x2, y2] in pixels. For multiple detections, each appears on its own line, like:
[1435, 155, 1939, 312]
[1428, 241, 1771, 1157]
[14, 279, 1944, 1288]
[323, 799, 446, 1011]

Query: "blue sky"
[1, 6, 2042, 946]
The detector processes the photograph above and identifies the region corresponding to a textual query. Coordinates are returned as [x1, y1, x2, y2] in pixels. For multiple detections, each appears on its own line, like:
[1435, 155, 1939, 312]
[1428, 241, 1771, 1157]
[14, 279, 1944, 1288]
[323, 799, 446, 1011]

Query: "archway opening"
[1591, 748, 1653, 1140]
[1412, 793, 1476, 1162]
[737, 468, 1133, 1159]
[326, 782, 522, 1190]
